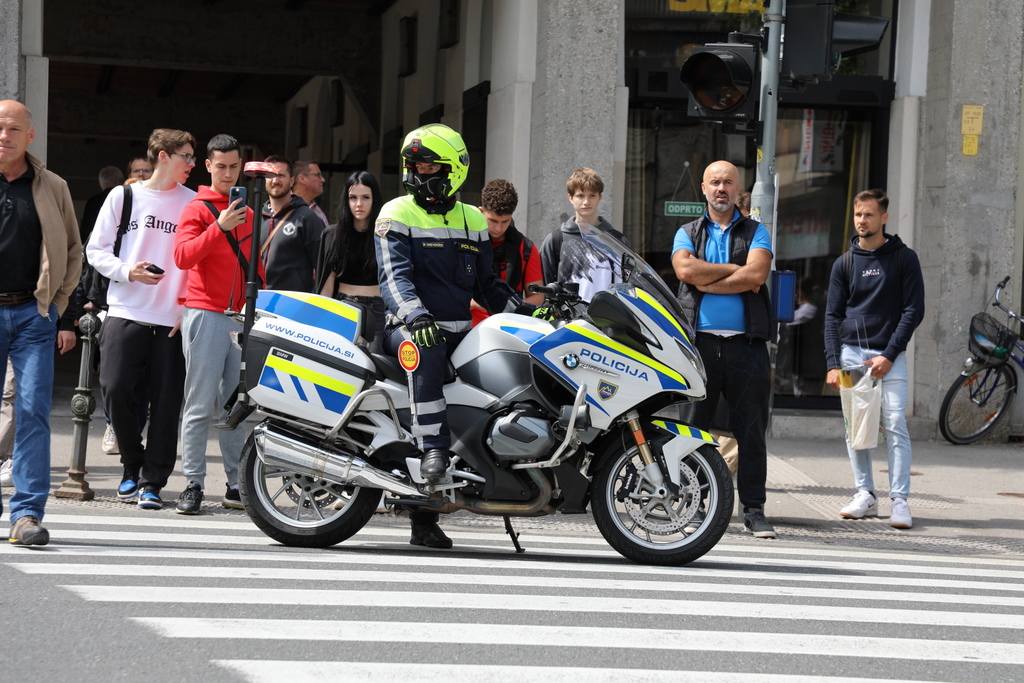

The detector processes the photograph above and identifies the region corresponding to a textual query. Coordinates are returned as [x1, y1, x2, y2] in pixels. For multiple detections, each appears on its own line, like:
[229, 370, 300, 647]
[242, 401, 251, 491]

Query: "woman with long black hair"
[315, 171, 386, 353]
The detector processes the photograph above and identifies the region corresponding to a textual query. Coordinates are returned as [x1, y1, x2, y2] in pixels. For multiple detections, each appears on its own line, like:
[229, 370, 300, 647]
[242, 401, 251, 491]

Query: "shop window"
[331, 79, 345, 127]
[295, 106, 308, 149]
[399, 15, 417, 77]
[439, 0, 460, 49]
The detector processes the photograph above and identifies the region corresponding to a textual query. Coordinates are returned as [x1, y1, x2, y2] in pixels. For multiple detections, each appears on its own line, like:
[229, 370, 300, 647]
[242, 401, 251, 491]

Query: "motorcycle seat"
[370, 353, 457, 384]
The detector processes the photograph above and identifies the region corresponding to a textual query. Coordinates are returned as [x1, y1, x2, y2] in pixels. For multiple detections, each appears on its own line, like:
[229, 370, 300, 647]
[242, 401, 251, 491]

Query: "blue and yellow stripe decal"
[256, 291, 361, 342]
[259, 352, 357, 415]
[500, 325, 546, 345]
[622, 288, 694, 351]
[651, 419, 716, 444]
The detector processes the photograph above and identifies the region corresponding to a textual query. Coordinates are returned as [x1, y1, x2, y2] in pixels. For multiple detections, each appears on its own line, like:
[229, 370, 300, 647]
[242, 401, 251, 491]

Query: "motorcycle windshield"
[576, 223, 689, 333]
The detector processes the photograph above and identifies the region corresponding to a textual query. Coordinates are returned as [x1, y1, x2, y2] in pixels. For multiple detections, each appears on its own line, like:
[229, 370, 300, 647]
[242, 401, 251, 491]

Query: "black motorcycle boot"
[410, 514, 453, 549]
[419, 448, 451, 484]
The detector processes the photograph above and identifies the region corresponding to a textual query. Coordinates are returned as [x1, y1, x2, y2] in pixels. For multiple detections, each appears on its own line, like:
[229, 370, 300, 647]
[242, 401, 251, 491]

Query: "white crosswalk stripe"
[3, 510, 1023, 681]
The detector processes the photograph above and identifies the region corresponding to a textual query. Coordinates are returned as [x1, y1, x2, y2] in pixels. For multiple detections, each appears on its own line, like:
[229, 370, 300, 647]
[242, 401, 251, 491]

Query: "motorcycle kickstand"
[503, 515, 525, 554]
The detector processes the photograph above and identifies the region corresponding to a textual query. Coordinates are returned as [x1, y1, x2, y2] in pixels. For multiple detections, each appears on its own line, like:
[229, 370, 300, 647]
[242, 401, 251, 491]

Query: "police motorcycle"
[233, 222, 733, 566]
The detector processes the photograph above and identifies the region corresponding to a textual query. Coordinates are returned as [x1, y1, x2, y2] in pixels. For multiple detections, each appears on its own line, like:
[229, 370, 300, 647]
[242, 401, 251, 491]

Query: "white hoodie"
[86, 183, 195, 327]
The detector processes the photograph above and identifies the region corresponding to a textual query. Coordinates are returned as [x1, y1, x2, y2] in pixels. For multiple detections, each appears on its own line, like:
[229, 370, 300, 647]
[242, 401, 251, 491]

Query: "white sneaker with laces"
[890, 497, 913, 529]
[101, 424, 119, 455]
[0, 458, 11, 488]
[839, 490, 877, 519]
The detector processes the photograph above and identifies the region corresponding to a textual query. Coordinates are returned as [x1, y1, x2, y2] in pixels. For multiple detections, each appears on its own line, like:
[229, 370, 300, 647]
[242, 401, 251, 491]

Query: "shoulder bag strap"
[112, 185, 133, 258]
[205, 201, 262, 288]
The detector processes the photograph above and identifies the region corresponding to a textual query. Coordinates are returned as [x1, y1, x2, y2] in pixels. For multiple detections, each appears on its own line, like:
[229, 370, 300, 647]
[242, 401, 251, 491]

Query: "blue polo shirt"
[672, 210, 772, 334]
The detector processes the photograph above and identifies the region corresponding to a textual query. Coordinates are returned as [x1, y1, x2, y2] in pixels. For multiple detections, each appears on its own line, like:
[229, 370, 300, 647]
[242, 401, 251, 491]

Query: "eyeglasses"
[302, 172, 324, 179]
[172, 153, 196, 164]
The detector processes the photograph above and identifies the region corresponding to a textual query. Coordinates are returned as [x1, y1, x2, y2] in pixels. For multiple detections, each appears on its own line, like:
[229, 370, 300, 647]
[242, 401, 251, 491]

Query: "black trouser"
[340, 294, 387, 355]
[690, 333, 770, 510]
[384, 324, 469, 527]
[99, 317, 186, 489]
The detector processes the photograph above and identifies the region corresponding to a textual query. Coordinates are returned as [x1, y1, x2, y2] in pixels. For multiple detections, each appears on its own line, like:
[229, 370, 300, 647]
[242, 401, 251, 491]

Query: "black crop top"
[339, 228, 378, 287]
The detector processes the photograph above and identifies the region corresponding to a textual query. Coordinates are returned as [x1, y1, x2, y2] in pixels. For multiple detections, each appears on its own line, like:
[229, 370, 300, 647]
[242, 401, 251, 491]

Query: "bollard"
[54, 310, 100, 500]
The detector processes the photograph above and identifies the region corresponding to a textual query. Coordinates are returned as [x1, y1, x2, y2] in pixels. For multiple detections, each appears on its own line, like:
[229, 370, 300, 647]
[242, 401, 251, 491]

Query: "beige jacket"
[26, 153, 82, 317]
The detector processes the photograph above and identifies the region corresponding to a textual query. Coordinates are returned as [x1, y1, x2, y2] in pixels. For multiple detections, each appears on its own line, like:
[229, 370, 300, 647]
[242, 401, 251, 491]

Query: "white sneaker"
[101, 424, 119, 455]
[839, 490, 877, 519]
[890, 498, 913, 529]
[0, 459, 11, 488]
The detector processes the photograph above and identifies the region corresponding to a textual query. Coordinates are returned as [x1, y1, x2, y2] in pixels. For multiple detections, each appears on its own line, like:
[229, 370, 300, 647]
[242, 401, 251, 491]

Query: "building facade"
[3, 0, 1022, 436]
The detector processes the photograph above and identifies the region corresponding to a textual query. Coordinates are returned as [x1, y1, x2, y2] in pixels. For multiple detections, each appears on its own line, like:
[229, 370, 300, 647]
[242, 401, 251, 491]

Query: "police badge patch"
[374, 218, 392, 237]
[598, 380, 618, 400]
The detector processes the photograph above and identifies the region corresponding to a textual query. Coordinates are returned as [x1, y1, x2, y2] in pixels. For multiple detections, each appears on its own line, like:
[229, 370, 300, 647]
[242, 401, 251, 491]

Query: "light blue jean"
[179, 308, 246, 489]
[0, 301, 57, 524]
[841, 345, 912, 499]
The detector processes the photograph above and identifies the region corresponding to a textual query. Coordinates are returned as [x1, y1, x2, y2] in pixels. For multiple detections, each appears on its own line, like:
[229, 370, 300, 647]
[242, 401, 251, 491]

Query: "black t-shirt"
[0, 165, 42, 292]
[340, 228, 377, 287]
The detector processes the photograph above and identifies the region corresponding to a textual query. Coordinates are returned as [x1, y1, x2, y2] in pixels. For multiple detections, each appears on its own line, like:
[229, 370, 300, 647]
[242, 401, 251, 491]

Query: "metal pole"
[750, 0, 785, 438]
[54, 310, 100, 500]
[750, 0, 784, 249]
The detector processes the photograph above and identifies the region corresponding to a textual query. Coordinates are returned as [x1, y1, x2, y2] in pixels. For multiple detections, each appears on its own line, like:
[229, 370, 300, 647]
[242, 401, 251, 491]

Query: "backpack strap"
[112, 185, 133, 258]
[204, 200, 262, 287]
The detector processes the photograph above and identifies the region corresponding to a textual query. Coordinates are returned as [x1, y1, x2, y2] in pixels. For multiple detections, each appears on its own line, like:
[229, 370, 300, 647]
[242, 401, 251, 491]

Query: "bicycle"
[938, 276, 1023, 444]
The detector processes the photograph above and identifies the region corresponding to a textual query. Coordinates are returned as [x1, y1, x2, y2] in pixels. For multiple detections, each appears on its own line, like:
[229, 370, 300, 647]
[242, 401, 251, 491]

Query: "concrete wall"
[527, 0, 628, 242]
[913, 0, 1024, 428]
[0, 0, 24, 101]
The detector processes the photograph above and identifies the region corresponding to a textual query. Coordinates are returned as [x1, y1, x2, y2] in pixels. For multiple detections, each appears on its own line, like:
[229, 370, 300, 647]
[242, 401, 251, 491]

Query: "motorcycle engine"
[487, 406, 556, 463]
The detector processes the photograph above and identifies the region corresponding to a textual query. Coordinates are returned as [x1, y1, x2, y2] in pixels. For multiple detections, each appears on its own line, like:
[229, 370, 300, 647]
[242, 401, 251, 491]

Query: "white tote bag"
[840, 371, 882, 450]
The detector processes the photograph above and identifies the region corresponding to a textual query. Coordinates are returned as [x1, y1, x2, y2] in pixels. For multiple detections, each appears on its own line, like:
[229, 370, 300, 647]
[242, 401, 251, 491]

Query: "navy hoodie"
[824, 233, 925, 368]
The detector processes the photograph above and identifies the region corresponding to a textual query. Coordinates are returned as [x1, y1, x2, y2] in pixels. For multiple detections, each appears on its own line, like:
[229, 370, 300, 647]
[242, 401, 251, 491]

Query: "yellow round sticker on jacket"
[398, 340, 420, 372]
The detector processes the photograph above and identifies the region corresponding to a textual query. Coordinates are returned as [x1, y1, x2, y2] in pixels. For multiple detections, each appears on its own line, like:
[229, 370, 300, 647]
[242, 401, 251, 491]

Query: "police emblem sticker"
[374, 217, 392, 237]
[282, 223, 297, 237]
[562, 353, 580, 370]
[598, 380, 618, 400]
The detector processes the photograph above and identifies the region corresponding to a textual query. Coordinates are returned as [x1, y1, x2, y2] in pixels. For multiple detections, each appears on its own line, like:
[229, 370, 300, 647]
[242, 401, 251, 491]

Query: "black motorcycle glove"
[408, 315, 445, 348]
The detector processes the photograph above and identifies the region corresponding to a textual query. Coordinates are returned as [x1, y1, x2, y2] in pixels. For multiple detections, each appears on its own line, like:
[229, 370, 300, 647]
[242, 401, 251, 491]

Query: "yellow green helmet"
[401, 123, 470, 207]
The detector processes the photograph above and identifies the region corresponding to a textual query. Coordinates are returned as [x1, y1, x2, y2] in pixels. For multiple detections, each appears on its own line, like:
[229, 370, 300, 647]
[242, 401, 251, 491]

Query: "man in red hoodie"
[173, 134, 262, 514]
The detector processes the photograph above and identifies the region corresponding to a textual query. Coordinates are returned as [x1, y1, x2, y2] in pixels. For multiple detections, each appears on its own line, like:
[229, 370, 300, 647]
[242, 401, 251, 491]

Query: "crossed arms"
[672, 248, 772, 294]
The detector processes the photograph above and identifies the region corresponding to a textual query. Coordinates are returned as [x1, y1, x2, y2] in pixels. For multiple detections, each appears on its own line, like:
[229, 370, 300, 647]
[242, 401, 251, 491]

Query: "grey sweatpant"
[179, 307, 246, 489]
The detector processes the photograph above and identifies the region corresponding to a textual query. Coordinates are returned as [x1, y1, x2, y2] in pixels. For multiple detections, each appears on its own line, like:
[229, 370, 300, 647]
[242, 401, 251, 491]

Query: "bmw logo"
[562, 353, 579, 369]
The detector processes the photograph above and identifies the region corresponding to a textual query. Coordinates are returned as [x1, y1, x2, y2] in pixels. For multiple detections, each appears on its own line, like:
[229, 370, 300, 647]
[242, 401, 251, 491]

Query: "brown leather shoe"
[9, 516, 49, 546]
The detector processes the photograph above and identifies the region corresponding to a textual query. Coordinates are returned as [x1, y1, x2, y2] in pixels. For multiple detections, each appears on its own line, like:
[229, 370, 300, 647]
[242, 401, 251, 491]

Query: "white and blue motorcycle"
[235, 224, 732, 565]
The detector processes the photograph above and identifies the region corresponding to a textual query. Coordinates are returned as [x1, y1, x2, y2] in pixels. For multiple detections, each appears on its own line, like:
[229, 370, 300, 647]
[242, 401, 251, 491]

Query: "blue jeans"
[841, 345, 912, 499]
[0, 301, 57, 523]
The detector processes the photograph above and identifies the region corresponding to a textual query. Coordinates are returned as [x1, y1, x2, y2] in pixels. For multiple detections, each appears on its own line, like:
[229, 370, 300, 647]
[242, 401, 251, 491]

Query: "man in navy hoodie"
[824, 188, 925, 529]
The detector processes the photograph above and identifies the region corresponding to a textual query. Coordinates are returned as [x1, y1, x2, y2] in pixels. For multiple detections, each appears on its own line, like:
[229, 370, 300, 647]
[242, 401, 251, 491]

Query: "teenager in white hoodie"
[86, 128, 196, 510]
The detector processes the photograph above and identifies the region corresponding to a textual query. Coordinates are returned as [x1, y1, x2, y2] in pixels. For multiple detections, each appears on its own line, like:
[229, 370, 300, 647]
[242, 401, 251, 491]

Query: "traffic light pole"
[750, 0, 784, 251]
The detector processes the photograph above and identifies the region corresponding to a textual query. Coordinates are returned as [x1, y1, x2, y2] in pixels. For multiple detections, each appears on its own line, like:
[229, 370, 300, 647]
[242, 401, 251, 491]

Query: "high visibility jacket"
[374, 195, 515, 333]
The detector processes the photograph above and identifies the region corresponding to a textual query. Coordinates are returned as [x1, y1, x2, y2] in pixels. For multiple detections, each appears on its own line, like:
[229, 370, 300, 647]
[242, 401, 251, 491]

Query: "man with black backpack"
[825, 188, 925, 529]
[87, 128, 197, 511]
[172, 134, 262, 515]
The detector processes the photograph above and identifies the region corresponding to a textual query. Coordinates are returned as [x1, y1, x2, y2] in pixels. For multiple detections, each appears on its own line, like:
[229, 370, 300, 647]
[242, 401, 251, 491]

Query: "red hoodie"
[174, 186, 265, 313]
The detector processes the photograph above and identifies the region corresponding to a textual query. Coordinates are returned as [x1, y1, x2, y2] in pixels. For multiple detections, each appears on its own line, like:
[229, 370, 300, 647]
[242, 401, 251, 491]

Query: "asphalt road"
[0, 501, 1021, 682]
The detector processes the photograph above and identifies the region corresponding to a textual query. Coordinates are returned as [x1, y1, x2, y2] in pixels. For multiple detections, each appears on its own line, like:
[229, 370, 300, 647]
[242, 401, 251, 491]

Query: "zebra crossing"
[1, 510, 1023, 682]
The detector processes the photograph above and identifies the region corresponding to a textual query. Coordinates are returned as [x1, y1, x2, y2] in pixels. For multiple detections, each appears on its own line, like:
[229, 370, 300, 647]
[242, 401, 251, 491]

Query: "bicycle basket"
[968, 312, 1018, 364]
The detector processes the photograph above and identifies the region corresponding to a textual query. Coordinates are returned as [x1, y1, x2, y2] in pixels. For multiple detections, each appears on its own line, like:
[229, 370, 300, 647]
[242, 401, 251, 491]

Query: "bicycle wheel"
[939, 363, 1017, 444]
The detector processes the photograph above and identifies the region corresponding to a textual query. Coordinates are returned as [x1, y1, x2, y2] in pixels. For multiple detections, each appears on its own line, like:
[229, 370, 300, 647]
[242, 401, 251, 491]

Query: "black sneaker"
[410, 521, 453, 549]
[743, 507, 777, 539]
[175, 482, 203, 515]
[222, 485, 244, 510]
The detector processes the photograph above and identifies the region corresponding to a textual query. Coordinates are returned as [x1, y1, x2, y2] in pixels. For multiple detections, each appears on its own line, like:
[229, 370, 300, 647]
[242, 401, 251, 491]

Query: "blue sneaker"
[117, 469, 140, 501]
[137, 486, 163, 510]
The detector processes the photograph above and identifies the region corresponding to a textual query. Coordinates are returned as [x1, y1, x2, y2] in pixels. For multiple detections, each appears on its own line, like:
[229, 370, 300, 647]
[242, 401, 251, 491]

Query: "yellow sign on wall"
[668, 0, 762, 13]
[962, 134, 979, 157]
[961, 104, 984, 135]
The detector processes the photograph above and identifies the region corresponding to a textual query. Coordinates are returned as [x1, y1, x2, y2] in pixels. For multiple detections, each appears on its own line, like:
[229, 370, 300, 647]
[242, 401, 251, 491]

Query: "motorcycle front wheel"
[591, 443, 733, 566]
[239, 430, 379, 547]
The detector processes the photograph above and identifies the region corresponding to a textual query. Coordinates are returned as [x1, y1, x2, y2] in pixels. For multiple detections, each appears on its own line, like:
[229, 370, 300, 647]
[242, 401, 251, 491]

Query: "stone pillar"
[913, 0, 1024, 431]
[0, 0, 48, 162]
[526, 0, 627, 244]
[0, 0, 24, 100]
[485, 0, 538, 230]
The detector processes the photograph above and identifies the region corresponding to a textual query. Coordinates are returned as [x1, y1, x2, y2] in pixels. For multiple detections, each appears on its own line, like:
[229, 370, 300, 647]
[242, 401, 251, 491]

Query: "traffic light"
[782, 0, 889, 82]
[679, 42, 761, 131]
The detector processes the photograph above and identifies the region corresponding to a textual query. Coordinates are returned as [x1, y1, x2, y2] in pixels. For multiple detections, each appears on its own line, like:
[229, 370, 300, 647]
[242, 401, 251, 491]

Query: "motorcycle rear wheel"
[239, 431, 379, 547]
[591, 443, 732, 566]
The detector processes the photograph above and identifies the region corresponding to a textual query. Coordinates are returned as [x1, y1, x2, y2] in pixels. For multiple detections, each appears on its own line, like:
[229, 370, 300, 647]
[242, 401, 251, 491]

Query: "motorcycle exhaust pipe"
[461, 468, 553, 516]
[253, 423, 426, 498]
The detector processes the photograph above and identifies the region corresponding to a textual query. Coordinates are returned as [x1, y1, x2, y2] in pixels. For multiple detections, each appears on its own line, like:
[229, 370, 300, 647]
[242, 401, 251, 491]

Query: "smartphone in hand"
[229, 185, 247, 208]
[145, 264, 165, 275]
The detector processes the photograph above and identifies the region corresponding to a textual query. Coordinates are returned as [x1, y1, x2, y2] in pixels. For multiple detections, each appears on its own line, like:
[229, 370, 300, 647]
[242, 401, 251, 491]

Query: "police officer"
[375, 124, 524, 548]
